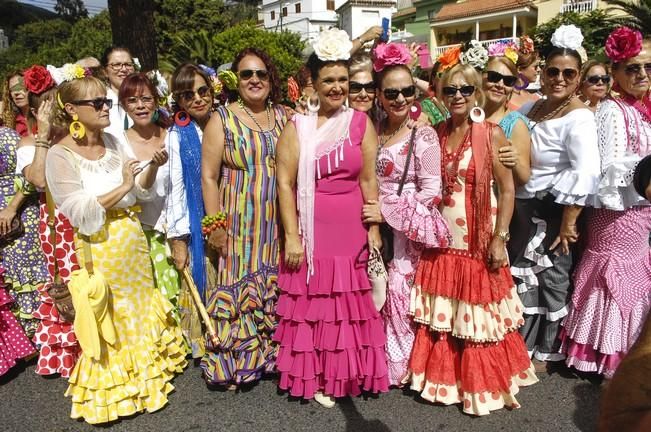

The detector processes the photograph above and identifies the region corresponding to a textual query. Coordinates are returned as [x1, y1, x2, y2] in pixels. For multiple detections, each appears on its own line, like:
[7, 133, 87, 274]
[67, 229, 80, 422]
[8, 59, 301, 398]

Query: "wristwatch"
[494, 230, 510, 242]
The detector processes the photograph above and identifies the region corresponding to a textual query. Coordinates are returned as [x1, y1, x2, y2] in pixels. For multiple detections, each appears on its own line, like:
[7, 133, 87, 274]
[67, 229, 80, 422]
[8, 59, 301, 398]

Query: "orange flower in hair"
[438, 46, 461, 71]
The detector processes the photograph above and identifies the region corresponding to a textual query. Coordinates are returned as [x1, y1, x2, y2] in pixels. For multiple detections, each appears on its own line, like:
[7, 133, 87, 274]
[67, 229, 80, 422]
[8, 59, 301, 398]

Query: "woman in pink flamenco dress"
[0, 266, 35, 377]
[275, 34, 389, 408]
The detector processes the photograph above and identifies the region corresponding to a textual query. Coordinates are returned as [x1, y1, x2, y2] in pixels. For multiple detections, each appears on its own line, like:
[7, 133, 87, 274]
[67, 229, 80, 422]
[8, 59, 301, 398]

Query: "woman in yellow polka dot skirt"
[44, 71, 187, 424]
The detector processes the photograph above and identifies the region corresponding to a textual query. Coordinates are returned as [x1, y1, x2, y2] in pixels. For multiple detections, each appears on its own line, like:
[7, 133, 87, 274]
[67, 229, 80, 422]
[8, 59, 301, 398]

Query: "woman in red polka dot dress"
[408, 64, 537, 416]
[15, 66, 80, 377]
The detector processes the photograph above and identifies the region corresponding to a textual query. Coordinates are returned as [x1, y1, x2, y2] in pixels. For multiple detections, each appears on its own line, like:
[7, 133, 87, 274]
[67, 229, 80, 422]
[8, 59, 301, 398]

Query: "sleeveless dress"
[275, 110, 389, 399]
[200, 105, 286, 386]
[0, 127, 46, 337]
[498, 111, 529, 139]
[409, 121, 537, 416]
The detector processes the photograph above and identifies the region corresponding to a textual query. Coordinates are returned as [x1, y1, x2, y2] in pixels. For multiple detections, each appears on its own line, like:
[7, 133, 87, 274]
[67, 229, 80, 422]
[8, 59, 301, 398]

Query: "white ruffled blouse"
[588, 98, 651, 210]
[45, 134, 151, 236]
[516, 106, 600, 205]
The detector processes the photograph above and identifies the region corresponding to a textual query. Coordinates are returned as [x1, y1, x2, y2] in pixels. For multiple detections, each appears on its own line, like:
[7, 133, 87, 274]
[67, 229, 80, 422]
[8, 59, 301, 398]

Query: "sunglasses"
[485, 70, 517, 87]
[382, 85, 416, 100]
[349, 81, 376, 95]
[71, 97, 113, 110]
[545, 67, 579, 81]
[238, 69, 270, 81]
[176, 85, 211, 102]
[442, 85, 476, 97]
[585, 74, 611, 85]
[125, 95, 156, 106]
[623, 63, 651, 75]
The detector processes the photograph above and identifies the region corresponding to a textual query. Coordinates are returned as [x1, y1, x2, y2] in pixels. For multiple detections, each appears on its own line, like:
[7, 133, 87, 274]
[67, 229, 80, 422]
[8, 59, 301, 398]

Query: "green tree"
[55, 0, 88, 22]
[605, 0, 651, 35]
[108, 0, 158, 69]
[532, 10, 618, 60]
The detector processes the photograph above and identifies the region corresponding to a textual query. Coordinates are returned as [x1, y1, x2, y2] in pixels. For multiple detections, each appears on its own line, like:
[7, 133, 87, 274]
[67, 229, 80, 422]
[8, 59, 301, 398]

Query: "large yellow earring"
[69, 114, 85, 140]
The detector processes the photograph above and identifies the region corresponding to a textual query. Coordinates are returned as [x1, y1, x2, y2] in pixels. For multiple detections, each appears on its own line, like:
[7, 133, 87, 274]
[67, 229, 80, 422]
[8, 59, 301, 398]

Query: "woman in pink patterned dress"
[561, 30, 651, 378]
[275, 29, 389, 408]
[362, 48, 450, 386]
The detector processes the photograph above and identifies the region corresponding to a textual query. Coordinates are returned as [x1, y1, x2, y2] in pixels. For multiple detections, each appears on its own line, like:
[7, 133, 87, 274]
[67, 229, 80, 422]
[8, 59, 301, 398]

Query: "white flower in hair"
[460, 40, 489, 70]
[313, 28, 352, 62]
[47, 64, 65, 86]
[133, 57, 142, 71]
[551, 24, 584, 51]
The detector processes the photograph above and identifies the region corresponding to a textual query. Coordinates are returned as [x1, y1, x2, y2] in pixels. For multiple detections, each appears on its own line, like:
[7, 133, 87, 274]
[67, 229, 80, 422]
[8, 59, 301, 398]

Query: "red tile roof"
[433, 0, 536, 22]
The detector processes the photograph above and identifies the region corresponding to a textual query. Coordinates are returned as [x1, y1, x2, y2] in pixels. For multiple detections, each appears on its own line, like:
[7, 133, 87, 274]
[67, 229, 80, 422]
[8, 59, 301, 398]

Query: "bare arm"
[19, 136, 48, 189]
[277, 121, 303, 269]
[0, 190, 26, 235]
[510, 119, 531, 186]
[489, 127, 515, 270]
[360, 116, 381, 250]
[201, 114, 225, 215]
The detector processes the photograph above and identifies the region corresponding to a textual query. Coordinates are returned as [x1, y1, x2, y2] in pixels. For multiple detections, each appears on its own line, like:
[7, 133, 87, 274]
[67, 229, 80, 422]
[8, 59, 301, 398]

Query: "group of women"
[0, 23, 649, 425]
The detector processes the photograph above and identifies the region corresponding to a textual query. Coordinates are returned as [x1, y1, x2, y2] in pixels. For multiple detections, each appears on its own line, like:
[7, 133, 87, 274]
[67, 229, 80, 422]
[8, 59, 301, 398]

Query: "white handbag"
[367, 247, 388, 312]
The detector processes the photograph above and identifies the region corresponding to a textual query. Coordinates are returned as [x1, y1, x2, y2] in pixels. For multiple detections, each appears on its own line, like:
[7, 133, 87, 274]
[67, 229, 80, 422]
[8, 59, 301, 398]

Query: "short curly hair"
[229, 48, 281, 104]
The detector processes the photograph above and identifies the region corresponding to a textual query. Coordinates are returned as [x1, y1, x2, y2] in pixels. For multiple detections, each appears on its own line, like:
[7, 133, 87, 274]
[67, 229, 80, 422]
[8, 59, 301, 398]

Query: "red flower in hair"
[605, 27, 643, 63]
[23, 65, 55, 95]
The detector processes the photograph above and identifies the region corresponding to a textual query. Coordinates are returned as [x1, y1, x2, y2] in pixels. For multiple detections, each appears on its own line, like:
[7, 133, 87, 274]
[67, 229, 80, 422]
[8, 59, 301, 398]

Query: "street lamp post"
[279, 2, 289, 31]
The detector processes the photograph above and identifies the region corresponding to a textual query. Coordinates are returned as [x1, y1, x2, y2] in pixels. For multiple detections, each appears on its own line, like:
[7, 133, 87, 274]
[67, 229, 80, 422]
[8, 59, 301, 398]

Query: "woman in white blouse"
[508, 33, 601, 372]
[100, 46, 135, 140]
[45, 75, 187, 424]
[561, 32, 651, 379]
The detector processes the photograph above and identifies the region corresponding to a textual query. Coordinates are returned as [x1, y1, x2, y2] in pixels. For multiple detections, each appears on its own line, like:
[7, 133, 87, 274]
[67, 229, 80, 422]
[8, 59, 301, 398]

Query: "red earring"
[174, 111, 191, 127]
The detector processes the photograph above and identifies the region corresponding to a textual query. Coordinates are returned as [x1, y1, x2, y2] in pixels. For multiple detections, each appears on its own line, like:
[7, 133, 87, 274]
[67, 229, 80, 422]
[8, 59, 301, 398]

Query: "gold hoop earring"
[69, 114, 86, 140]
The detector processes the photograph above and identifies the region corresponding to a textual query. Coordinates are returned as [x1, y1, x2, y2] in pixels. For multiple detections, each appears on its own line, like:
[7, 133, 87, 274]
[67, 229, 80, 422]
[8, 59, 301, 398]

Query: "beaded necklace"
[440, 122, 471, 202]
[527, 95, 575, 125]
[239, 100, 276, 164]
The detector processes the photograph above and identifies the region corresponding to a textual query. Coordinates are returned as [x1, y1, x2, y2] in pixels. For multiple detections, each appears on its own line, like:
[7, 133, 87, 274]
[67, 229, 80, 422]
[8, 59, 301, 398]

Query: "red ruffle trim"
[416, 250, 513, 305]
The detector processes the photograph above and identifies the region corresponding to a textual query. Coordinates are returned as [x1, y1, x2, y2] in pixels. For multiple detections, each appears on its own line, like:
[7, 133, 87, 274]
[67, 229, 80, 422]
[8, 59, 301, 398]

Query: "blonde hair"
[486, 56, 518, 76]
[51, 76, 106, 130]
[440, 63, 485, 107]
[349, 53, 373, 78]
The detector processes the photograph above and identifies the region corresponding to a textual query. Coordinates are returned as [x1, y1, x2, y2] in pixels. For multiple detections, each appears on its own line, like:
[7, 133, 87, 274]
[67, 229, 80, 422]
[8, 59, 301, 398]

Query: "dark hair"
[101, 46, 133, 67]
[375, 64, 412, 89]
[119, 73, 172, 128]
[306, 53, 350, 82]
[634, 154, 651, 199]
[27, 87, 57, 134]
[295, 65, 312, 89]
[230, 47, 281, 104]
[170, 63, 213, 112]
[546, 47, 582, 69]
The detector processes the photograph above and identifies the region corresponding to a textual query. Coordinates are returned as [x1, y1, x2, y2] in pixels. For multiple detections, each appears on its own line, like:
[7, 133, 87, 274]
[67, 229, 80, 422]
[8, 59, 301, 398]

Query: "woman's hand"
[362, 199, 384, 224]
[360, 26, 383, 44]
[367, 227, 382, 251]
[169, 239, 189, 270]
[121, 159, 142, 189]
[284, 234, 304, 270]
[551, 222, 579, 255]
[150, 148, 168, 167]
[207, 227, 227, 257]
[36, 98, 53, 141]
[498, 142, 519, 168]
[487, 237, 509, 271]
[0, 207, 17, 235]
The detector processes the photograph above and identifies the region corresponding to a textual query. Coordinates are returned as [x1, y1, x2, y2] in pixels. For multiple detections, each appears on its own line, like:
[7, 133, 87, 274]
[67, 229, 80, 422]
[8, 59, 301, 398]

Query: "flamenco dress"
[0, 266, 35, 376]
[409, 121, 537, 416]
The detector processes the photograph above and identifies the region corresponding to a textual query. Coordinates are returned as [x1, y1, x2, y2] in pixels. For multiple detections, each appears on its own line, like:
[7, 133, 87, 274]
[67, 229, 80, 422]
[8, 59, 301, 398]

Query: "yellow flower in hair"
[61, 63, 87, 81]
[212, 77, 223, 94]
[504, 47, 519, 64]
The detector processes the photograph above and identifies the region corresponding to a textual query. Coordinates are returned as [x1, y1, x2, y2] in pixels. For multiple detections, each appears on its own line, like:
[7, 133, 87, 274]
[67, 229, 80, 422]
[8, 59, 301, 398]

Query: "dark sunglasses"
[349, 81, 376, 94]
[485, 70, 517, 87]
[545, 67, 578, 81]
[176, 85, 211, 102]
[72, 97, 113, 110]
[382, 85, 416, 100]
[442, 85, 475, 97]
[585, 74, 611, 85]
[238, 69, 270, 81]
[623, 63, 651, 75]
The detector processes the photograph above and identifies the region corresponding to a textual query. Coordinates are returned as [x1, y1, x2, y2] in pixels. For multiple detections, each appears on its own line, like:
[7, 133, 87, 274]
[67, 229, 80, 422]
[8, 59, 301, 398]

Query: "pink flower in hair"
[373, 43, 413, 72]
[605, 27, 643, 63]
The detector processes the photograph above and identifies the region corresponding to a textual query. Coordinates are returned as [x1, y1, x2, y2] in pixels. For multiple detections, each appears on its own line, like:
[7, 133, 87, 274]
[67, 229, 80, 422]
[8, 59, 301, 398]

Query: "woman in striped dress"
[200, 48, 286, 388]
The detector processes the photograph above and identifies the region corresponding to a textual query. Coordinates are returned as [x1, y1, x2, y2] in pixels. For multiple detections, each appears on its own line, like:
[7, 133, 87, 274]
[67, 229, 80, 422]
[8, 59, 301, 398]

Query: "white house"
[337, 0, 396, 40]
[260, 0, 348, 43]
[0, 29, 8, 51]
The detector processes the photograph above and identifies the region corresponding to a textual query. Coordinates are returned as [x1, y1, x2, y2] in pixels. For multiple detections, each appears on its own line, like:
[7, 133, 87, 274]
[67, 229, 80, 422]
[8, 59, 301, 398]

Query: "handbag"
[45, 187, 75, 322]
[367, 247, 388, 311]
[0, 216, 24, 245]
[379, 126, 418, 264]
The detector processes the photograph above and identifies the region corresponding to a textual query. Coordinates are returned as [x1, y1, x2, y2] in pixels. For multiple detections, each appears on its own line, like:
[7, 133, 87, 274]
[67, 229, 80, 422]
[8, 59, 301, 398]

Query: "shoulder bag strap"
[45, 187, 62, 283]
[397, 127, 418, 196]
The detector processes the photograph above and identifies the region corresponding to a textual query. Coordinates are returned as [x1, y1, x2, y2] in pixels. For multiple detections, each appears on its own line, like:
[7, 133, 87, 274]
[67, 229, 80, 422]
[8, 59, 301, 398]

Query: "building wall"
[433, 15, 537, 46]
[340, 5, 394, 39]
[535, 0, 608, 25]
[260, 0, 345, 39]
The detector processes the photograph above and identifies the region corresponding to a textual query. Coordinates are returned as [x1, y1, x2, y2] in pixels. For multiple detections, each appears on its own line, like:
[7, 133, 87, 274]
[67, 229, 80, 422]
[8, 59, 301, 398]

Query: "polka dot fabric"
[64, 214, 187, 425]
[0, 267, 35, 376]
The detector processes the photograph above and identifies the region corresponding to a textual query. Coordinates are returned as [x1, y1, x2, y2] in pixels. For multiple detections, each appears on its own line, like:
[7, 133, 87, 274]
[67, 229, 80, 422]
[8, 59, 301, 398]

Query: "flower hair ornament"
[372, 42, 413, 72]
[487, 40, 519, 64]
[218, 70, 238, 91]
[437, 45, 461, 71]
[313, 28, 352, 62]
[287, 76, 300, 103]
[47, 63, 91, 86]
[460, 40, 489, 70]
[605, 26, 643, 63]
[519, 35, 535, 55]
[550, 24, 584, 51]
[23, 65, 56, 95]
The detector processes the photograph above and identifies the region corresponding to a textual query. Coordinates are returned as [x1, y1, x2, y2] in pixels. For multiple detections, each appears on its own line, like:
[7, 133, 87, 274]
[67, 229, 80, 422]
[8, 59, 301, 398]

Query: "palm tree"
[605, 0, 651, 35]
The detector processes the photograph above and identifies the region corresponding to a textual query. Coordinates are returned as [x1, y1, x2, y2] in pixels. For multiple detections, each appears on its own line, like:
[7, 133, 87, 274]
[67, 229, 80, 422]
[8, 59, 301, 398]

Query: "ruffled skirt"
[409, 249, 537, 416]
[0, 268, 35, 376]
[561, 207, 651, 378]
[274, 256, 389, 399]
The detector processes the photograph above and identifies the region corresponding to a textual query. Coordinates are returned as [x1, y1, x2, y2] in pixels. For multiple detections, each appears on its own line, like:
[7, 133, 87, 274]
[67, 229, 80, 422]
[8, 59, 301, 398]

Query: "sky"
[18, 0, 108, 15]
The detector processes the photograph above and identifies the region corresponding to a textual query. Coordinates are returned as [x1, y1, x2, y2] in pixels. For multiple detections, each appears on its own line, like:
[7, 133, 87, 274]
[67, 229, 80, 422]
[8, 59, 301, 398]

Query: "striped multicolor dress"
[201, 105, 286, 386]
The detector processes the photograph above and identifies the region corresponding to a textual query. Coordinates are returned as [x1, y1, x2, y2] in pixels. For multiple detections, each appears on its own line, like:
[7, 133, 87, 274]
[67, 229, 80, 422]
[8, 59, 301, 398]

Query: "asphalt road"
[0, 359, 601, 432]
